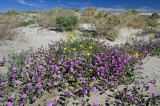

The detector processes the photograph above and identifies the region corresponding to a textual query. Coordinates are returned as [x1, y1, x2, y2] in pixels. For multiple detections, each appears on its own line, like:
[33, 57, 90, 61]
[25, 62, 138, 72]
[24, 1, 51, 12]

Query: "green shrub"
[37, 8, 74, 28]
[56, 15, 79, 31]
[151, 12, 160, 19]
[69, 8, 80, 12]
[83, 7, 99, 16]
[19, 20, 35, 27]
[126, 8, 139, 15]
[98, 10, 106, 17]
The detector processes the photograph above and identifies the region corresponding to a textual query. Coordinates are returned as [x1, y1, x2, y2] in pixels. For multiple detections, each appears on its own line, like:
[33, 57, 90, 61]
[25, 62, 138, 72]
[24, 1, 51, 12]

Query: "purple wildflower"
[0, 97, 2, 101]
[53, 99, 57, 103]
[152, 93, 157, 97]
[135, 83, 139, 86]
[1, 90, 5, 94]
[7, 102, 12, 106]
[19, 103, 24, 106]
[116, 99, 122, 104]
[12, 74, 16, 78]
[37, 77, 41, 81]
[82, 80, 86, 84]
[153, 82, 156, 85]
[1, 60, 4, 63]
[12, 67, 16, 71]
[139, 66, 144, 70]
[48, 102, 53, 106]
[147, 84, 151, 88]
[56, 75, 61, 79]
[36, 84, 42, 89]
[33, 96, 37, 100]
[79, 87, 83, 91]
[92, 87, 96, 92]
[126, 87, 130, 90]
[47, 82, 52, 86]
[98, 86, 103, 91]
[14, 80, 19, 85]
[27, 82, 32, 87]
[11, 96, 15, 99]
[53, 82, 57, 86]
[0, 82, 5, 85]
[21, 94, 27, 98]
[26, 54, 29, 58]
[84, 90, 88, 95]
[93, 102, 99, 106]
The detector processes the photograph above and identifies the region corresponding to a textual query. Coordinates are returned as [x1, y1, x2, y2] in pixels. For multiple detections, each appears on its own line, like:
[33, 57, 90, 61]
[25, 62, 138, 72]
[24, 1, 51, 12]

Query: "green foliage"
[126, 8, 139, 15]
[98, 10, 106, 17]
[83, 7, 99, 16]
[69, 8, 80, 12]
[151, 12, 160, 19]
[56, 15, 79, 31]
[137, 27, 160, 36]
[6, 8, 21, 15]
[19, 20, 35, 27]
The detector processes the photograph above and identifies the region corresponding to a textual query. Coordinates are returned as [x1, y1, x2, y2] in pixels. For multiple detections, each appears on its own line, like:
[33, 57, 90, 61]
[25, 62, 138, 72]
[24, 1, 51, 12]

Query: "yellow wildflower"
[130, 33, 133, 36]
[136, 53, 139, 57]
[90, 46, 92, 49]
[80, 45, 83, 47]
[73, 48, 76, 51]
[64, 47, 67, 50]
[70, 34, 74, 37]
[91, 32, 93, 34]
[71, 41, 73, 43]
[87, 53, 91, 56]
[67, 40, 69, 43]
[59, 37, 61, 40]
[152, 36, 155, 38]
[67, 35, 68, 37]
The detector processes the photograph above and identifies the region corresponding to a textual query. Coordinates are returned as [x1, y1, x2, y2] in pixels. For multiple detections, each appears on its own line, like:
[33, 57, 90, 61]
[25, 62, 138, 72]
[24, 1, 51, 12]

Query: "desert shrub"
[97, 10, 106, 17]
[37, 8, 74, 28]
[151, 12, 160, 19]
[83, 7, 98, 16]
[69, 8, 80, 12]
[80, 16, 96, 23]
[106, 15, 121, 26]
[19, 20, 35, 27]
[56, 15, 79, 31]
[6, 8, 22, 15]
[0, 15, 19, 41]
[119, 12, 153, 29]
[94, 17, 118, 41]
[126, 8, 139, 15]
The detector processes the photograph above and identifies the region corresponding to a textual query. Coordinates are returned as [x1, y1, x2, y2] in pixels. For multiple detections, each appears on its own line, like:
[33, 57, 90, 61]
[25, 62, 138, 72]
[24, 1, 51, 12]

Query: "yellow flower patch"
[73, 48, 76, 51]
[136, 53, 139, 57]
[64, 47, 67, 50]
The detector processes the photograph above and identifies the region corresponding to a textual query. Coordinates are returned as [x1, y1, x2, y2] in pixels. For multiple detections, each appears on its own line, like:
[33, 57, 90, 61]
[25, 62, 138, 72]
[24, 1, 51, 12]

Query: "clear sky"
[0, 0, 160, 13]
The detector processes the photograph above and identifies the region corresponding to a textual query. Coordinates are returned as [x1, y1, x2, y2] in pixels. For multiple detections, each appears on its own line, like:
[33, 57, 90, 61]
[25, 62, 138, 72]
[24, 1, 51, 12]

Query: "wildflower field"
[0, 32, 160, 106]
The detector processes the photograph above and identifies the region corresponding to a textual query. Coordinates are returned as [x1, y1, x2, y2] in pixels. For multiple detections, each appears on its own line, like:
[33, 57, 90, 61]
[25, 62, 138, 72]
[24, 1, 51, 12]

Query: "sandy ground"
[0, 24, 159, 105]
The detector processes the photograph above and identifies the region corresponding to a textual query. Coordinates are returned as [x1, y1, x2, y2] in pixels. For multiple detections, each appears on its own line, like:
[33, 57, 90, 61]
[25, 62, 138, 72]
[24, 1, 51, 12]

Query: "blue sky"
[0, 0, 160, 13]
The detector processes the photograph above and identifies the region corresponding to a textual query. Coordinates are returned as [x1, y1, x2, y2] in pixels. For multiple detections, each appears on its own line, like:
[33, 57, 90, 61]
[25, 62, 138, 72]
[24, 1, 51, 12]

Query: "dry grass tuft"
[37, 8, 75, 29]
[0, 15, 20, 41]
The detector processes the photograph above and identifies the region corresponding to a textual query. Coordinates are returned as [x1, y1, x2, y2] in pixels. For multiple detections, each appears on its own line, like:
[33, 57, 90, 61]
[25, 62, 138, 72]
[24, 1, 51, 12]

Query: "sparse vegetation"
[37, 8, 74, 29]
[56, 15, 79, 31]
[19, 20, 35, 27]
